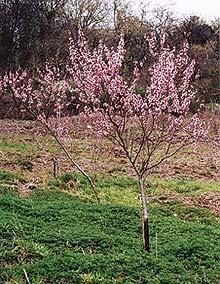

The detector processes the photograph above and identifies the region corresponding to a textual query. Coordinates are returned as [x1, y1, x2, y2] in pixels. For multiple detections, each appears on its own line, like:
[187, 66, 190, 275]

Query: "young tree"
[67, 30, 207, 251]
[2, 63, 99, 202]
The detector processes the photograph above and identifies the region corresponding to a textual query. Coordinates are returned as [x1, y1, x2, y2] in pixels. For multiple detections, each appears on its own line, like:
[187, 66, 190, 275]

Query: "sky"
[129, 0, 220, 21]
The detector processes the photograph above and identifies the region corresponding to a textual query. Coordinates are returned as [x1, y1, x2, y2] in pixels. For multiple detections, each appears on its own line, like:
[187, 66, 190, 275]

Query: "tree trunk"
[139, 177, 150, 252]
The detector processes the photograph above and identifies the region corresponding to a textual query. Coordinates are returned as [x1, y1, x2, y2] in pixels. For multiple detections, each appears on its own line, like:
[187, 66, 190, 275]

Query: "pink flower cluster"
[1, 64, 70, 135]
[0, 29, 208, 176]
[67, 30, 207, 175]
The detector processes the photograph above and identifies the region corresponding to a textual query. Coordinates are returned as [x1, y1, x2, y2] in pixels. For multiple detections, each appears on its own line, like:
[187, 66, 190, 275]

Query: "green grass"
[48, 173, 139, 206]
[145, 178, 220, 196]
[0, 171, 20, 182]
[48, 173, 220, 206]
[0, 139, 29, 152]
[0, 171, 25, 195]
[0, 173, 220, 283]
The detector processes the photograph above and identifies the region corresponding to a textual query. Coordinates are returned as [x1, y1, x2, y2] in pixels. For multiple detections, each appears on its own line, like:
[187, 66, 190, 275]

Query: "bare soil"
[0, 116, 220, 215]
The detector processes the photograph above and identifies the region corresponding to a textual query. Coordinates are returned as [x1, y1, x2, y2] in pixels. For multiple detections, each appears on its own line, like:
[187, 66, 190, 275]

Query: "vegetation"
[0, 120, 219, 282]
[0, 1, 219, 119]
[0, 171, 220, 283]
[0, 0, 219, 281]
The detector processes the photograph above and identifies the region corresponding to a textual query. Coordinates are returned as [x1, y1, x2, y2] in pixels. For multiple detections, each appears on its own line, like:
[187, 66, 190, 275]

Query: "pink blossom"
[67, 31, 208, 176]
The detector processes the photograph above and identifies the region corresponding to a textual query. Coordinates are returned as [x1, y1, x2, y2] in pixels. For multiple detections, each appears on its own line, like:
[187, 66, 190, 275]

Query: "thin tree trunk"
[43, 122, 100, 204]
[139, 176, 150, 252]
[52, 134, 100, 204]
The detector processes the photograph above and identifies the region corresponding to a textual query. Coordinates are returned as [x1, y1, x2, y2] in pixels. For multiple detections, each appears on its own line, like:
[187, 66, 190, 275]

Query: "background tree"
[0, 0, 67, 70]
[178, 16, 219, 105]
[65, 0, 111, 29]
[0, 1, 219, 119]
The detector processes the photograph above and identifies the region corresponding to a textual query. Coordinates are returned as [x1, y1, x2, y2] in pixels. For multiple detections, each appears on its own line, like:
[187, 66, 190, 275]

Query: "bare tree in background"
[65, 0, 111, 29]
[138, 2, 176, 37]
[0, 0, 67, 70]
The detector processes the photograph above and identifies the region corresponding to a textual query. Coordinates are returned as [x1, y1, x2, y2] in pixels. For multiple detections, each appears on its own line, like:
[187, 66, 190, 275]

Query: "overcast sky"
[129, 0, 220, 21]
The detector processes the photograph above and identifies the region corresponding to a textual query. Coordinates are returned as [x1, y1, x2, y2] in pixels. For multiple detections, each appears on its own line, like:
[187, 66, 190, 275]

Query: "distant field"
[0, 119, 220, 283]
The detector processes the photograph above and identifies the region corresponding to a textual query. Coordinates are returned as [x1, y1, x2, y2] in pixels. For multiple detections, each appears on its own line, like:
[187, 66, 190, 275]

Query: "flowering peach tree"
[1, 29, 207, 251]
[1, 63, 98, 201]
[67, 30, 207, 251]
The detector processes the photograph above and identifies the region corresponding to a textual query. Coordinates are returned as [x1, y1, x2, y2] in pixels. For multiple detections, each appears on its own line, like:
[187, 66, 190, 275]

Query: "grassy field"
[0, 119, 220, 283]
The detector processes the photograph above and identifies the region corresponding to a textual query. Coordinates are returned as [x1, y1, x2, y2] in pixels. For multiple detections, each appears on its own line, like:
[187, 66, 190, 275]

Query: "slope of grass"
[147, 178, 220, 195]
[0, 175, 220, 284]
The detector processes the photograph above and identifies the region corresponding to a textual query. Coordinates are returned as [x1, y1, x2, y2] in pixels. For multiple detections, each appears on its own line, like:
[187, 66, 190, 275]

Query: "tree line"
[0, 0, 219, 119]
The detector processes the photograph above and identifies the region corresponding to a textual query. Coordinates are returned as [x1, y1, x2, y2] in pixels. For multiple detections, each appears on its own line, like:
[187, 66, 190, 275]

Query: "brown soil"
[0, 117, 220, 215]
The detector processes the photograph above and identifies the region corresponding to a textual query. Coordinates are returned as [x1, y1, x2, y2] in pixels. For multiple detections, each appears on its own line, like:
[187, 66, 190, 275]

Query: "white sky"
[129, 0, 220, 21]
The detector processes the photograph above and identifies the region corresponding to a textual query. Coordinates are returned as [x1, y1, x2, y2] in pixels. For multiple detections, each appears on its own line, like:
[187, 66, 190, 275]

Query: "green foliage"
[0, 183, 219, 283]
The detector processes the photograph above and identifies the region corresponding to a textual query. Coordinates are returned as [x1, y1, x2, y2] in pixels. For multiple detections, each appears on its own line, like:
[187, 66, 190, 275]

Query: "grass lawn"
[0, 171, 220, 284]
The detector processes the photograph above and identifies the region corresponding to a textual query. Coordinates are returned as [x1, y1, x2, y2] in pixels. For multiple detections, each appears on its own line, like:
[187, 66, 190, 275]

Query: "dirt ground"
[0, 116, 220, 216]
